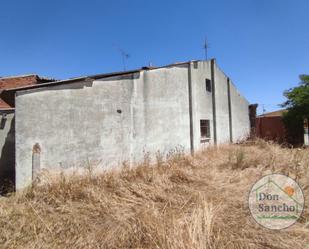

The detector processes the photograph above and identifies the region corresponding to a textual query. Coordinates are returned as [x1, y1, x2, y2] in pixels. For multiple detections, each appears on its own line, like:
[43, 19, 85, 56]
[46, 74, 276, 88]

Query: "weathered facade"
[0, 110, 15, 192]
[0, 75, 54, 192]
[2, 60, 250, 190]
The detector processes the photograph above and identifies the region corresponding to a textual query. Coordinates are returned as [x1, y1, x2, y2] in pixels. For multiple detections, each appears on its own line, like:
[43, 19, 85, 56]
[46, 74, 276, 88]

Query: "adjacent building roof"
[0, 74, 55, 109]
[0, 74, 54, 90]
[258, 109, 287, 118]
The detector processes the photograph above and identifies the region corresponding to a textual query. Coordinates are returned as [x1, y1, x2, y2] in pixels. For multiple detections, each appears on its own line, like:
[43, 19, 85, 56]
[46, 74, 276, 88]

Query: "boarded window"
[205, 79, 212, 92]
[200, 120, 210, 139]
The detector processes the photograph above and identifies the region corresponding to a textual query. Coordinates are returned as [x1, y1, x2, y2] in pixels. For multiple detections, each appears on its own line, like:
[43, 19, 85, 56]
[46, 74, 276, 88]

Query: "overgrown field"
[0, 140, 308, 249]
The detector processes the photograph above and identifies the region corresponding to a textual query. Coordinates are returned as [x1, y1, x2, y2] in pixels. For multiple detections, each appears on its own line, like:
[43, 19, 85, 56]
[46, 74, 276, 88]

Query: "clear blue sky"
[1, 0, 308, 114]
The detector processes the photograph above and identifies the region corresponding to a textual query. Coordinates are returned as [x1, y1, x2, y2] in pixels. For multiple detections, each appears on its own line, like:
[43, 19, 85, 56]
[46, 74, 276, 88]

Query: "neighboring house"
[1, 59, 252, 190]
[0, 74, 53, 109]
[256, 110, 309, 146]
[0, 75, 54, 193]
[256, 110, 287, 143]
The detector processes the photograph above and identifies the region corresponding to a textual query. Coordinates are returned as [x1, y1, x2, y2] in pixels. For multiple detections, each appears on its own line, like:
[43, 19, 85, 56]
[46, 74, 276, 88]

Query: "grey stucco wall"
[213, 64, 231, 144]
[190, 61, 214, 150]
[136, 66, 191, 157]
[229, 79, 250, 141]
[15, 65, 191, 189]
[16, 78, 134, 189]
[192, 60, 250, 144]
[190, 60, 240, 148]
[14, 60, 250, 190]
[0, 110, 15, 191]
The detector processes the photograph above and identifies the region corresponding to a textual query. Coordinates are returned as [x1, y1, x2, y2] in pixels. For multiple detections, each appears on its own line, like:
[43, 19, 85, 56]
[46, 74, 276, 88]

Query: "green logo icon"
[249, 174, 304, 229]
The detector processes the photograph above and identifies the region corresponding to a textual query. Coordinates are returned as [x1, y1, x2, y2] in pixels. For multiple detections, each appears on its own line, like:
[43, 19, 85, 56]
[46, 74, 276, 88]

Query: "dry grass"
[0, 140, 309, 249]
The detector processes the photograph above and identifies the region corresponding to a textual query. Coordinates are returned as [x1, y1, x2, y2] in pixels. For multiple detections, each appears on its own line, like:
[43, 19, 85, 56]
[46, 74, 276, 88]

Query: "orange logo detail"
[284, 186, 295, 197]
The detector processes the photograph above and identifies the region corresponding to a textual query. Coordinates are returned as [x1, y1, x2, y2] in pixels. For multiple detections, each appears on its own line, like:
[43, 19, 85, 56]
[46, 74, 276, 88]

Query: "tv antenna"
[203, 38, 210, 60]
[114, 45, 130, 71]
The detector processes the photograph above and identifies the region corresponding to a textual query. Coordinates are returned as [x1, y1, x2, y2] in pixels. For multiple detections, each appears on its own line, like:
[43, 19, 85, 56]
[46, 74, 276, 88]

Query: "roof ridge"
[2, 59, 214, 93]
[0, 74, 38, 79]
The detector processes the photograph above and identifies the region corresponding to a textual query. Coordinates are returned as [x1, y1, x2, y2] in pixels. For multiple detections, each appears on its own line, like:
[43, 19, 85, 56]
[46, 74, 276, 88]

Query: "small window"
[205, 79, 212, 92]
[200, 120, 210, 139]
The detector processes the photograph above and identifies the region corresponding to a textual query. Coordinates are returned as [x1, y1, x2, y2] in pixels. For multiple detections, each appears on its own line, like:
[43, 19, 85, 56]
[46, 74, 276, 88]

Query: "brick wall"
[256, 116, 286, 143]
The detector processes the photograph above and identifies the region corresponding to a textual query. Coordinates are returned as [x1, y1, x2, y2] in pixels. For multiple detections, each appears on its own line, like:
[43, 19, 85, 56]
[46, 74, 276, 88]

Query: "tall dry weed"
[0, 140, 308, 248]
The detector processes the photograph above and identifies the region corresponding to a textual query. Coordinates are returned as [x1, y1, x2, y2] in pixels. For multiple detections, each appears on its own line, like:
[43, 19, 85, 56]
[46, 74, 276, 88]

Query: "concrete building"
[1, 60, 251, 190]
[0, 75, 54, 192]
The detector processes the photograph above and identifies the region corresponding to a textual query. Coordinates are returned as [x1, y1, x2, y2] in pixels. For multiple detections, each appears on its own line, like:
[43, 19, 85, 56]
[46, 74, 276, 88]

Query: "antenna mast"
[114, 44, 130, 71]
[262, 104, 266, 114]
[203, 38, 210, 60]
[119, 48, 129, 71]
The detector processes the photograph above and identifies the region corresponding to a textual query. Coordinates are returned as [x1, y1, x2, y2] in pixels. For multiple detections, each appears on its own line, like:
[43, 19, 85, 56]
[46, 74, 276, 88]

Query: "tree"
[281, 75, 309, 145]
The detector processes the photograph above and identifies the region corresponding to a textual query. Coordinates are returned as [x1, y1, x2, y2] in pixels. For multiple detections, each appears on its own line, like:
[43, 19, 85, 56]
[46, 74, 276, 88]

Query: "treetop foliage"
[282, 75, 309, 116]
[281, 74, 309, 145]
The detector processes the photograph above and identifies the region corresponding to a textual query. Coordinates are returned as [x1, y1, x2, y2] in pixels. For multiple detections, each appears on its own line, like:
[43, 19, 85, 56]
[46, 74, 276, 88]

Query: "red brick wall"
[256, 116, 286, 143]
